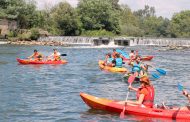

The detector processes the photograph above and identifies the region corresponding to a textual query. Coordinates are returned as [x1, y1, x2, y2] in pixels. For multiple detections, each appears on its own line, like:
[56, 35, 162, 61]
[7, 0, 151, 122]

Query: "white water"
[0, 42, 7, 44]
[131, 38, 190, 46]
[38, 36, 95, 46]
[38, 36, 190, 47]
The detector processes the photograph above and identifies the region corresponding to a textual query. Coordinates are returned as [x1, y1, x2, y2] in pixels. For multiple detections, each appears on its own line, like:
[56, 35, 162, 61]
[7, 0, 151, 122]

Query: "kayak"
[116, 49, 153, 61]
[80, 92, 190, 120]
[17, 58, 68, 64]
[98, 60, 128, 73]
[123, 56, 154, 61]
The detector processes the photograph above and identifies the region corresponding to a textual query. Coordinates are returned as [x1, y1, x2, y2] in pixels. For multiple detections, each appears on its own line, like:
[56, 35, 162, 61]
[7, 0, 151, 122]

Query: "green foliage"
[78, 0, 121, 34]
[1, 0, 190, 38]
[168, 10, 190, 38]
[7, 30, 17, 37]
[81, 30, 115, 37]
[30, 28, 40, 40]
[50, 2, 82, 36]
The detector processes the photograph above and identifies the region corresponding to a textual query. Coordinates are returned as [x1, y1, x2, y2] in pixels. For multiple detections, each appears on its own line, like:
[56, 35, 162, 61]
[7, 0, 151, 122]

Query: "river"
[0, 44, 190, 122]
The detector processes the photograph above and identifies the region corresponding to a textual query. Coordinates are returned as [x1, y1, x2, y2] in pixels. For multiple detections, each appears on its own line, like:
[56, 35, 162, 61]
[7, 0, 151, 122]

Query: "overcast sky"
[36, 0, 190, 19]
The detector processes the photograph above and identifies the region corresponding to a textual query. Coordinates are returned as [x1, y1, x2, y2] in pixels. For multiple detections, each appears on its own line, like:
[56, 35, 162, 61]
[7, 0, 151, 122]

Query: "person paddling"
[28, 49, 43, 61]
[112, 49, 118, 59]
[178, 90, 190, 110]
[118, 76, 155, 108]
[48, 49, 61, 61]
[128, 55, 147, 77]
[129, 50, 136, 60]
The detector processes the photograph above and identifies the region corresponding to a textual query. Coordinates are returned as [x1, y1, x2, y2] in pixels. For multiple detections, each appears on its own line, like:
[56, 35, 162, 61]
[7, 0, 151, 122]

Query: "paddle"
[61, 54, 67, 56]
[156, 68, 166, 75]
[177, 82, 184, 91]
[177, 82, 190, 91]
[151, 73, 160, 79]
[120, 75, 135, 119]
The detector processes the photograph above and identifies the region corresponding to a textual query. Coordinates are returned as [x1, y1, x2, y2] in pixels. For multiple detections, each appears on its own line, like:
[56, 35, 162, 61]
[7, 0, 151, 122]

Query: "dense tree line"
[0, 0, 190, 38]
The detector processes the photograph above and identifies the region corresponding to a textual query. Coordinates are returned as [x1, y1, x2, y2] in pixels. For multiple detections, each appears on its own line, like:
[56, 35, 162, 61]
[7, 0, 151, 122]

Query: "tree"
[168, 10, 190, 38]
[78, 0, 121, 34]
[119, 5, 142, 36]
[51, 2, 82, 36]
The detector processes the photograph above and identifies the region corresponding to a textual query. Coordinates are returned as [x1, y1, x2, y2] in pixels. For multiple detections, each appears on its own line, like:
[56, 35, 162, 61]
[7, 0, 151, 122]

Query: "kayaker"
[48, 49, 61, 61]
[129, 50, 136, 60]
[112, 53, 123, 68]
[27, 49, 43, 61]
[104, 53, 114, 66]
[112, 49, 118, 59]
[128, 55, 147, 77]
[118, 76, 155, 108]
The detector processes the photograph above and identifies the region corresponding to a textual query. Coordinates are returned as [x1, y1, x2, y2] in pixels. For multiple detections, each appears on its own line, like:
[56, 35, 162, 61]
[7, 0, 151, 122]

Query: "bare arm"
[128, 85, 138, 92]
[126, 94, 144, 105]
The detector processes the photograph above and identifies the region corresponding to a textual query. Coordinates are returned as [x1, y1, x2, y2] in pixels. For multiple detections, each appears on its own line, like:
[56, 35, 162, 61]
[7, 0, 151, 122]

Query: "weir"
[38, 36, 190, 47]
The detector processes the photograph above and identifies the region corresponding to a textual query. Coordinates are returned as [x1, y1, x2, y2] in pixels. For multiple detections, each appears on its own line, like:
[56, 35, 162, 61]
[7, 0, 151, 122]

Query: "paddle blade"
[61, 54, 67, 56]
[120, 110, 126, 119]
[156, 68, 166, 75]
[128, 75, 135, 84]
[152, 73, 160, 79]
[177, 83, 184, 91]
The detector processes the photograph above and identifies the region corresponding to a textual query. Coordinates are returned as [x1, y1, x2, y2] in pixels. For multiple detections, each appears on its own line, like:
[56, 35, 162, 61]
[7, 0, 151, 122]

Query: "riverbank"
[7, 40, 68, 46]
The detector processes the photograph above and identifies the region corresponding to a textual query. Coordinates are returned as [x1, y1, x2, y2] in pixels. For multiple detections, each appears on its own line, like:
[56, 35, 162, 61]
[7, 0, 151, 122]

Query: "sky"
[36, 0, 190, 19]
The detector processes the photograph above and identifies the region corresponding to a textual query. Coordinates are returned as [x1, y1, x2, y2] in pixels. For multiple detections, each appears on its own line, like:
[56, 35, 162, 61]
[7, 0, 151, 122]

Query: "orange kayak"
[80, 92, 190, 121]
[98, 60, 128, 73]
[17, 58, 68, 64]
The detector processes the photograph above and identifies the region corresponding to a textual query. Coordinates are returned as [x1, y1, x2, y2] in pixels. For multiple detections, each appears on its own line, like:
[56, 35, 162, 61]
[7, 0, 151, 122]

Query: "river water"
[0, 44, 190, 122]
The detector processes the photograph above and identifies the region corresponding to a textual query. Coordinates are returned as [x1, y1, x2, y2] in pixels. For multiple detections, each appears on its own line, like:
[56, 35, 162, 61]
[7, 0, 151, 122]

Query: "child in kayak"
[112, 49, 118, 59]
[118, 76, 155, 108]
[48, 49, 61, 61]
[28, 49, 43, 61]
[104, 53, 114, 67]
[129, 50, 136, 60]
[128, 55, 147, 77]
[112, 54, 123, 68]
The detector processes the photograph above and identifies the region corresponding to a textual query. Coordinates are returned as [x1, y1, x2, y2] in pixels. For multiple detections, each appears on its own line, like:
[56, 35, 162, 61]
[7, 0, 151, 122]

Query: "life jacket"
[54, 52, 61, 61]
[132, 62, 141, 72]
[112, 52, 117, 58]
[107, 58, 113, 64]
[136, 86, 155, 108]
[115, 58, 123, 68]
[33, 52, 39, 59]
[129, 53, 135, 59]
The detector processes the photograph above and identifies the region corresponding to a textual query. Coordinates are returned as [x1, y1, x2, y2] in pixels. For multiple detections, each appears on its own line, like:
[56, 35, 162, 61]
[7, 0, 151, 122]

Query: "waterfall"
[131, 38, 190, 46]
[38, 36, 95, 46]
[38, 36, 190, 47]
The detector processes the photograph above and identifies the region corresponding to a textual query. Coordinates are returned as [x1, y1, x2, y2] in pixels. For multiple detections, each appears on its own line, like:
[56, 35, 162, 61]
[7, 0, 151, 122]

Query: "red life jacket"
[136, 86, 155, 108]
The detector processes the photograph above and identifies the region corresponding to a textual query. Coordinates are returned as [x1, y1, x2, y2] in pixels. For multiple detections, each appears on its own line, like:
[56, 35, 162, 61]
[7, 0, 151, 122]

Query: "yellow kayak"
[98, 60, 128, 73]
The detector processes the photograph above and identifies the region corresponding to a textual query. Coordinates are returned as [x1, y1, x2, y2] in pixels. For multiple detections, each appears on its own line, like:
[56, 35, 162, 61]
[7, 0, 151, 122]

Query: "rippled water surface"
[0, 44, 190, 122]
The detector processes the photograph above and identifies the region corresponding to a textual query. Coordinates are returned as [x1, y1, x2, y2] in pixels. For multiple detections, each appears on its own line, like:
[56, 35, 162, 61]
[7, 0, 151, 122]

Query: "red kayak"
[80, 92, 190, 121]
[17, 58, 68, 64]
[123, 56, 154, 61]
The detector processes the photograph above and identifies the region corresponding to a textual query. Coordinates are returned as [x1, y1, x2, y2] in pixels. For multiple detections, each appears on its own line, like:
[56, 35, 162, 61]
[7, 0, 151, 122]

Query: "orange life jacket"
[53, 52, 61, 61]
[136, 86, 154, 108]
[112, 52, 117, 58]
[33, 52, 40, 59]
